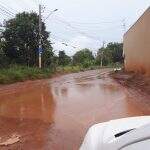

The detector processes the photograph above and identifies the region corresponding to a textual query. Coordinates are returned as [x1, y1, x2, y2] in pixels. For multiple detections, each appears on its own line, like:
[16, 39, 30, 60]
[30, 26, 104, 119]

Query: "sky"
[0, 0, 150, 56]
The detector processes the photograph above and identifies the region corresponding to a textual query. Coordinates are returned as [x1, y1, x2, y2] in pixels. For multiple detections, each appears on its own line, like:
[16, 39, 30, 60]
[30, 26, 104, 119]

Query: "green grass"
[0, 65, 53, 84]
[0, 65, 93, 85]
[56, 65, 110, 74]
[0, 63, 118, 85]
[56, 65, 83, 73]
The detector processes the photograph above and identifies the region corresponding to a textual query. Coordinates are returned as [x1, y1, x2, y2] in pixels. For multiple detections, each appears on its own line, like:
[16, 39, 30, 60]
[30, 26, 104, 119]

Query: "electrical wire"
[51, 34, 79, 49]
[54, 17, 102, 41]
[0, 1, 18, 13]
[0, 9, 13, 18]
[0, 6, 14, 17]
[31, 0, 39, 5]
[54, 19, 122, 33]
[56, 15, 123, 26]
[55, 16, 123, 30]
[47, 15, 124, 46]
[59, 20, 123, 25]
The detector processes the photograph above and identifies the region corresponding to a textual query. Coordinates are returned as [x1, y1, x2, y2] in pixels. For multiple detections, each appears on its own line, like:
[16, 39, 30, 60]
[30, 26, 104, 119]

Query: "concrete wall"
[123, 7, 150, 76]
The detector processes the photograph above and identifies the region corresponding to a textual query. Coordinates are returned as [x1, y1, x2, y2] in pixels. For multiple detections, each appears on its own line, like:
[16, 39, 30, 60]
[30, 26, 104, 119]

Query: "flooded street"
[0, 69, 149, 150]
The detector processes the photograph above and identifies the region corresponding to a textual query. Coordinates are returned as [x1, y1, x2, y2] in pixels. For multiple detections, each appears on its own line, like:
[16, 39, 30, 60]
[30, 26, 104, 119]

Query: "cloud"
[1, 0, 149, 57]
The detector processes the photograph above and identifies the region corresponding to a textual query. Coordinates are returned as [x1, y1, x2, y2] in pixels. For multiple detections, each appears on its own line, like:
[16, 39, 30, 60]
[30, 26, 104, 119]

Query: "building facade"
[123, 7, 150, 76]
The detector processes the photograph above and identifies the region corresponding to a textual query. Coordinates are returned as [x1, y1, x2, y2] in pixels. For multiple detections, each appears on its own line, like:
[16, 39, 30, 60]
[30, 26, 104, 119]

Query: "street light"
[38, 7, 58, 68]
[44, 9, 58, 22]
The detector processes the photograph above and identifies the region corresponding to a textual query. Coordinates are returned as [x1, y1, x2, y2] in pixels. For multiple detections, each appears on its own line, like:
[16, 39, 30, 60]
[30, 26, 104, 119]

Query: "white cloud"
[1, 0, 150, 56]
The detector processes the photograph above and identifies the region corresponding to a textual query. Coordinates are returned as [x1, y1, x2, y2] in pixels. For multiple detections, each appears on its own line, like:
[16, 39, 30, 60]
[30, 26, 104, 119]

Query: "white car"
[80, 116, 150, 150]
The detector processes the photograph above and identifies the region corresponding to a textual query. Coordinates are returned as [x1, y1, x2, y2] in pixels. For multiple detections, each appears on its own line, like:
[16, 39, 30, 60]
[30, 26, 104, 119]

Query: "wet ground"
[0, 69, 149, 150]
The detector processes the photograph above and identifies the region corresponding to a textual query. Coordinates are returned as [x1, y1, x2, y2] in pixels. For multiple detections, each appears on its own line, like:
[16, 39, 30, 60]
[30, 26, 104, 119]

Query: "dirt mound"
[111, 71, 150, 95]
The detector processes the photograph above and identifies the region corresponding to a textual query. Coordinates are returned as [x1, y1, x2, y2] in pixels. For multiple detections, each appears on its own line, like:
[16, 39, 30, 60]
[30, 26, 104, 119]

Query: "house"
[123, 7, 150, 76]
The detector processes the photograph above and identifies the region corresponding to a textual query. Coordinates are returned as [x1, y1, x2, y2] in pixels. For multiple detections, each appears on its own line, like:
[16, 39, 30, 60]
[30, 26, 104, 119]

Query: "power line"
[31, 0, 39, 5]
[0, 11, 10, 18]
[0, 3, 16, 16]
[0, 9, 13, 18]
[0, 9, 14, 18]
[6, 0, 38, 12]
[122, 19, 126, 33]
[54, 16, 123, 30]
[47, 17, 124, 52]
[0, 2, 18, 14]
[30, 0, 39, 11]
[57, 17, 123, 25]
[0, 4, 15, 17]
[51, 36, 78, 49]
[54, 17, 102, 41]
[54, 15, 123, 28]
[13, 1, 28, 11]
[43, 9, 58, 22]
[51, 34, 78, 49]
[53, 16, 123, 41]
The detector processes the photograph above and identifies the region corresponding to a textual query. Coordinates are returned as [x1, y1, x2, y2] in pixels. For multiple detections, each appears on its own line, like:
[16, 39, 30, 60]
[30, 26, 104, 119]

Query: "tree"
[0, 39, 9, 68]
[2, 12, 53, 67]
[107, 42, 123, 63]
[96, 47, 112, 66]
[96, 42, 123, 66]
[58, 50, 71, 66]
[73, 48, 94, 66]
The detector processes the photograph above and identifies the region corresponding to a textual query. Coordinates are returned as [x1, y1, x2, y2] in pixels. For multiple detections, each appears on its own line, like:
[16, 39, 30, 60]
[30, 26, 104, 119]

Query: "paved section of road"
[0, 69, 149, 150]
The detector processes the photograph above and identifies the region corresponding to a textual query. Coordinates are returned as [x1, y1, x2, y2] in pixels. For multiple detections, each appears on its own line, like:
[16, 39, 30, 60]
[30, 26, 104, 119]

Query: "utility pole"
[38, 6, 58, 68]
[101, 41, 105, 67]
[100, 51, 103, 68]
[122, 19, 126, 65]
[122, 19, 126, 34]
[38, 4, 42, 68]
[102, 41, 105, 48]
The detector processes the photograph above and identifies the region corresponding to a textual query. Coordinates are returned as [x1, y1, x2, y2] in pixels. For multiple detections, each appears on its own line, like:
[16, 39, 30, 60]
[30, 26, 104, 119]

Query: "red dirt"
[0, 69, 149, 150]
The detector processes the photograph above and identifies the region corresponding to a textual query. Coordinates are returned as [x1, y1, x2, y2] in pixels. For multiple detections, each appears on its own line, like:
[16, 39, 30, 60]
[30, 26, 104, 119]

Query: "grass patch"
[56, 65, 83, 74]
[56, 65, 112, 74]
[0, 64, 116, 85]
[0, 65, 53, 84]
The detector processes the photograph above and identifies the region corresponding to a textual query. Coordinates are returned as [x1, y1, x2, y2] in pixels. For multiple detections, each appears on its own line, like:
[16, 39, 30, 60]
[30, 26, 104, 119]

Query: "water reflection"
[0, 69, 149, 149]
[0, 82, 55, 123]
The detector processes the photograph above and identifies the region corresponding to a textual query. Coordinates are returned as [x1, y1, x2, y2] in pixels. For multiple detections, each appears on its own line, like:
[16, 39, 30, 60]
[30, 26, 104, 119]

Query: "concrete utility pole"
[122, 19, 126, 64]
[100, 51, 103, 67]
[122, 19, 126, 34]
[38, 6, 58, 68]
[38, 4, 42, 68]
[101, 41, 105, 67]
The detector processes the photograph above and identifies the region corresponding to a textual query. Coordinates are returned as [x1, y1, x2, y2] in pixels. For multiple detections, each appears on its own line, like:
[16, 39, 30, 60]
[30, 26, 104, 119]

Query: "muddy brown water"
[0, 69, 149, 150]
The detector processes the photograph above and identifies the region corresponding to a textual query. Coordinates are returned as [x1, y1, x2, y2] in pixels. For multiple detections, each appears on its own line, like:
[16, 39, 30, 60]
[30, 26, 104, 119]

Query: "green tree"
[96, 47, 112, 66]
[107, 42, 123, 63]
[0, 39, 9, 68]
[58, 50, 71, 66]
[96, 42, 123, 66]
[2, 12, 53, 67]
[73, 48, 94, 66]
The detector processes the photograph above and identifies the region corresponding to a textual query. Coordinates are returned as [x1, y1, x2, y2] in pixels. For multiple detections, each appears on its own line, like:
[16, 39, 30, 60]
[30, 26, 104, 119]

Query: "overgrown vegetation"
[0, 11, 124, 84]
[0, 65, 53, 84]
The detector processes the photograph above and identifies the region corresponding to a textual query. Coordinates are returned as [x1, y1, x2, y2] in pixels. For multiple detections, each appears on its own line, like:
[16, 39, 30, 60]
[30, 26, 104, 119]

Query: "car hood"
[80, 116, 150, 150]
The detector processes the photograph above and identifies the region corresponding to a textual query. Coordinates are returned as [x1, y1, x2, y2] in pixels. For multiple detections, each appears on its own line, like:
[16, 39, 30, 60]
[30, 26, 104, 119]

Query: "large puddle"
[0, 69, 149, 150]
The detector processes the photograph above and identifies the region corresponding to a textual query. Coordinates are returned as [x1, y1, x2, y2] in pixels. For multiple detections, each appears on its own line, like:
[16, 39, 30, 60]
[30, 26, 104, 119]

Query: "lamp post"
[38, 5, 58, 68]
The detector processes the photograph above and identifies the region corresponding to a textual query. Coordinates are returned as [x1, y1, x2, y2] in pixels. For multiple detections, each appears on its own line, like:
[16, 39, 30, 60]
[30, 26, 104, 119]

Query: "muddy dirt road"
[0, 69, 149, 150]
